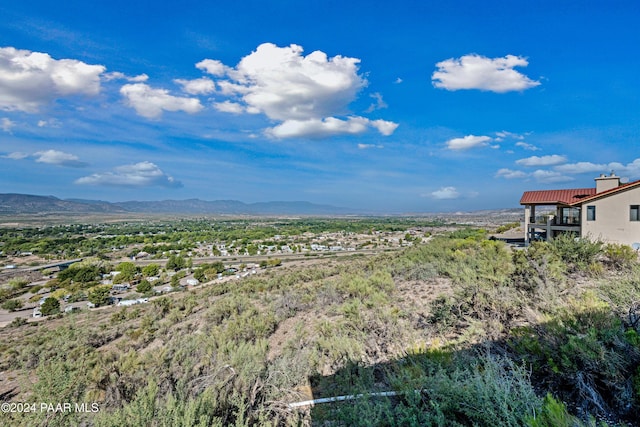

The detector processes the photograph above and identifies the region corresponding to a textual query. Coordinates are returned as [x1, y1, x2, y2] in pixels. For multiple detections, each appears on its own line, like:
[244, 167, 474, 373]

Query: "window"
[586, 206, 596, 221]
[561, 207, 580, 224]
[631, 205, 640, 221]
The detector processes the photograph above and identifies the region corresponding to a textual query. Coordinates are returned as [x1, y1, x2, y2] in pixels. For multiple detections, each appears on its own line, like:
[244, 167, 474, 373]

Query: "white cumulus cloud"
[174, 77, 215, 95]
[432, 54, 540, 93]
[516, 154, 567, 167]
[75, 161, 182, 187]
[120, 83, 203, 119]
[430, 186, 460, 200]
[196, 59, 229, 76]
[213, 100, 245, 114]
[198, 43, 398, 138]
[446, 135, 492, 150]
[0, 46, 105, 112]
[104, 72, 149, 82]
[495, 168, 527, 179]
[33, 149, 87, 167]
[266, 117, 397, 139]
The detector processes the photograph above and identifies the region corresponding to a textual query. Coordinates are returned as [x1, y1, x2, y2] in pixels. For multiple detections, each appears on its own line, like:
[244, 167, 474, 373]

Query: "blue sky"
[1, 0, 639, 212]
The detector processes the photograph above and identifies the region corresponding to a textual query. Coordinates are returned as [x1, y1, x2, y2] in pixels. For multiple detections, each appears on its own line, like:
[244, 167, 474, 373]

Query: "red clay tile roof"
[520, 188, 596, 205]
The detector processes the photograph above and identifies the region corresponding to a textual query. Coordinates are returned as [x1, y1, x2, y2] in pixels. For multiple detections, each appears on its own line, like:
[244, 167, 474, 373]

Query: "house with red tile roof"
[520, 173, 640, 246]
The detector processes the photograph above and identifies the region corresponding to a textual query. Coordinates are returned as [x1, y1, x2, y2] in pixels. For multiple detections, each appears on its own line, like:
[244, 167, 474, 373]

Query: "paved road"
[0, 258, 83, 276]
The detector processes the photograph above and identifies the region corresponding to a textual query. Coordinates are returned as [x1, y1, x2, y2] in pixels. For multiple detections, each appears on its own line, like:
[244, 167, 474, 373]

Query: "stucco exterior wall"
[580, 185, 640, 245]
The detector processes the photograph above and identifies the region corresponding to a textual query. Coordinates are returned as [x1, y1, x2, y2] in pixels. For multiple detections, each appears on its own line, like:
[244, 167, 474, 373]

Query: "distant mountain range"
[0, 193, 357, 215]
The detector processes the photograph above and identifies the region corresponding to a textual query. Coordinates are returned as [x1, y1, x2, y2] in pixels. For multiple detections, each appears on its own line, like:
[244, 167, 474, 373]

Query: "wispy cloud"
[357, 143, 384, 149]
[2, 152, 29, 160]
[365, 92, 388, 112]
[531, 170, 573, 184]
[432, 54, 540, 93]
[555, 158, 640, 178]
[3, 149, 87, 167]
[495, 168, 527, 179]
[515, 141, 539, 151]
[495, 130, 526, 141]
[516, 154, 567, 167]
[37, 118, 62, 128]
[1, 117, 15, 133]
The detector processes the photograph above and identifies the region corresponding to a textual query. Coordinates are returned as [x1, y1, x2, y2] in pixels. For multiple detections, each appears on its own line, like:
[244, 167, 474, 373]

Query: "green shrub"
[1, 298, 24, 312]
[509, 292, 640, 419]
[448, 227, 487, 240]
[8, 277, 29, 290]
[526, 393, 580, 427]
[511, 242, 566, 297]
[9, 317, 27, 327]
[550, 233, 603, 271]
[496, 222, 521, 234]
[429, 295, 458, 331]
[603, 243, 638, 269]
[634, 366, 640, 404]
[316, 354, 542, 427]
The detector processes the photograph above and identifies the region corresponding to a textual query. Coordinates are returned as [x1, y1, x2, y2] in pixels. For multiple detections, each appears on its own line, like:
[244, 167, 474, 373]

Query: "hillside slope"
[1, 235, 639, 426]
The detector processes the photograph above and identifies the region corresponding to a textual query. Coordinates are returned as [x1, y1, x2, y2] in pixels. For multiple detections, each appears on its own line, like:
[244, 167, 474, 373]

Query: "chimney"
[595, 172, 621, 193]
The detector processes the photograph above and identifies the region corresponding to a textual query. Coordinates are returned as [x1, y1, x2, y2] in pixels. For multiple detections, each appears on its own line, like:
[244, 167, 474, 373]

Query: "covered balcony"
[520, 187, 595, 246]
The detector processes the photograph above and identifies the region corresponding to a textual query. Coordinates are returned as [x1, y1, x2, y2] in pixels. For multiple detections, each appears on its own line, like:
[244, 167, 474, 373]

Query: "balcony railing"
[529, 216, 580, 226]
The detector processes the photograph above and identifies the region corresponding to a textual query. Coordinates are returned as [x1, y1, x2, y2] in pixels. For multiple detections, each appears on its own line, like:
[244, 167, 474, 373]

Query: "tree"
[166, 254, 186, 271]
[193, 268, 206, 282]
[88, 286, 111, 307]
[40, 297, 60, 316]
[116, 262, 138, 282]
[170, 274, 180, 288]
[136, 280, 152, 294]
[142, 263, 160, 277]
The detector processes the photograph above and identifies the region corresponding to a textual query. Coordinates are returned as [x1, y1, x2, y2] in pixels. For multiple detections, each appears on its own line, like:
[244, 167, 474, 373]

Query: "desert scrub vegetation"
[1, 229, 640, 426]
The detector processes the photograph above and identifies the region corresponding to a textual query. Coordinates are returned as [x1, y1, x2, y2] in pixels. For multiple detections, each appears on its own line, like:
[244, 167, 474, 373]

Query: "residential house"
[520, 173, 640, 246]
